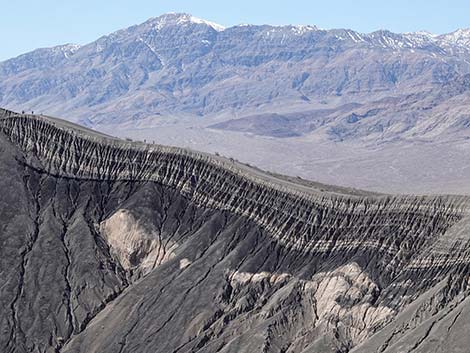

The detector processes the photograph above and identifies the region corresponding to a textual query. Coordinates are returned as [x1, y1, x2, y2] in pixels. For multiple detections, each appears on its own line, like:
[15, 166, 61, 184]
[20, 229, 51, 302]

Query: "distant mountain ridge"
[1, 12, 470, 126]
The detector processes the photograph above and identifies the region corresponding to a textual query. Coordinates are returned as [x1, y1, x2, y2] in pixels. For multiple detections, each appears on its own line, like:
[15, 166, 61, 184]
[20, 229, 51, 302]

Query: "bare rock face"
[100, 209, 178, 275]
[1, 108, 470, 353]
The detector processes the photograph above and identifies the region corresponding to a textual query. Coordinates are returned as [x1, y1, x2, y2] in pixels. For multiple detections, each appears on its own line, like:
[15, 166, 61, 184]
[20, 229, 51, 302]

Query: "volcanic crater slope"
[1, 107, 470, 353]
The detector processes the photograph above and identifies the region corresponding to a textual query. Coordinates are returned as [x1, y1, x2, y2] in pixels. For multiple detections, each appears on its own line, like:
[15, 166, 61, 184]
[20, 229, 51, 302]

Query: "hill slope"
[2, 108, 470, 352]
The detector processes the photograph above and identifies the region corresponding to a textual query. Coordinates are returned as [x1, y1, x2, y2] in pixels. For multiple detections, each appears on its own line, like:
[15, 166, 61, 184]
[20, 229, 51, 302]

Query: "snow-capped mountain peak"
[290, 25, 318, 35]
[151, 13, 225, 32]
[440, 28, 470, 46]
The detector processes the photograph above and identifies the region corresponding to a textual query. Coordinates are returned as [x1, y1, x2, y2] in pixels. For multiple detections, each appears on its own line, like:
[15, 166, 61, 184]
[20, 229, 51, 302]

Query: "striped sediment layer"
[1, 110, 469, 282]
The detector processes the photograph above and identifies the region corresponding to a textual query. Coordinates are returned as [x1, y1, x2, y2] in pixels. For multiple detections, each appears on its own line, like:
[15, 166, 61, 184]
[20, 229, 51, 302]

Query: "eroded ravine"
[1, 108, 470, 353]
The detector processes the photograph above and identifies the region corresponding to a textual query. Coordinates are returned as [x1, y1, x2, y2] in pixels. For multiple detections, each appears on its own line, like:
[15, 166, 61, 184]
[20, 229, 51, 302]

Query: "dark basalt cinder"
[1, 108, 470, 353]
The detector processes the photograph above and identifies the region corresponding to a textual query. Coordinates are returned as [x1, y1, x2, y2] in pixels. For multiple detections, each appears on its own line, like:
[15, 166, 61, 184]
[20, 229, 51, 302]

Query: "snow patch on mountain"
[57, 44, 81, 58]
[291, 25, 318, 35]
[152, 13, 225, 32]
[440, 28, 470, 47]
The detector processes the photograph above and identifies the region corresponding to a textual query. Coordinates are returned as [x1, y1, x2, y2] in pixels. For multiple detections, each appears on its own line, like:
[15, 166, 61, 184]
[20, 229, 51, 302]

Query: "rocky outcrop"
[2, 109, 470, 352]
[100, 208, 178, 276]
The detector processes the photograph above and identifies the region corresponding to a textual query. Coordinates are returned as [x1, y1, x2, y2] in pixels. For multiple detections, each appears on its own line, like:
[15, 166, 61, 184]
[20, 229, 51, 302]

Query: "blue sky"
[2, 0, 469, 61]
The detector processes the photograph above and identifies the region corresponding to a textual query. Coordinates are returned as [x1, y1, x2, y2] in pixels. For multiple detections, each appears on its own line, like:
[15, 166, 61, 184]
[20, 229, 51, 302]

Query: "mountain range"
[1, 13, 470, 194]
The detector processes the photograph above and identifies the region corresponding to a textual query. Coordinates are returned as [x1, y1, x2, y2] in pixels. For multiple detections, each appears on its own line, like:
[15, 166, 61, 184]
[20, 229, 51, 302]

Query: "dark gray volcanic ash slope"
[2, 107, 470, 353]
